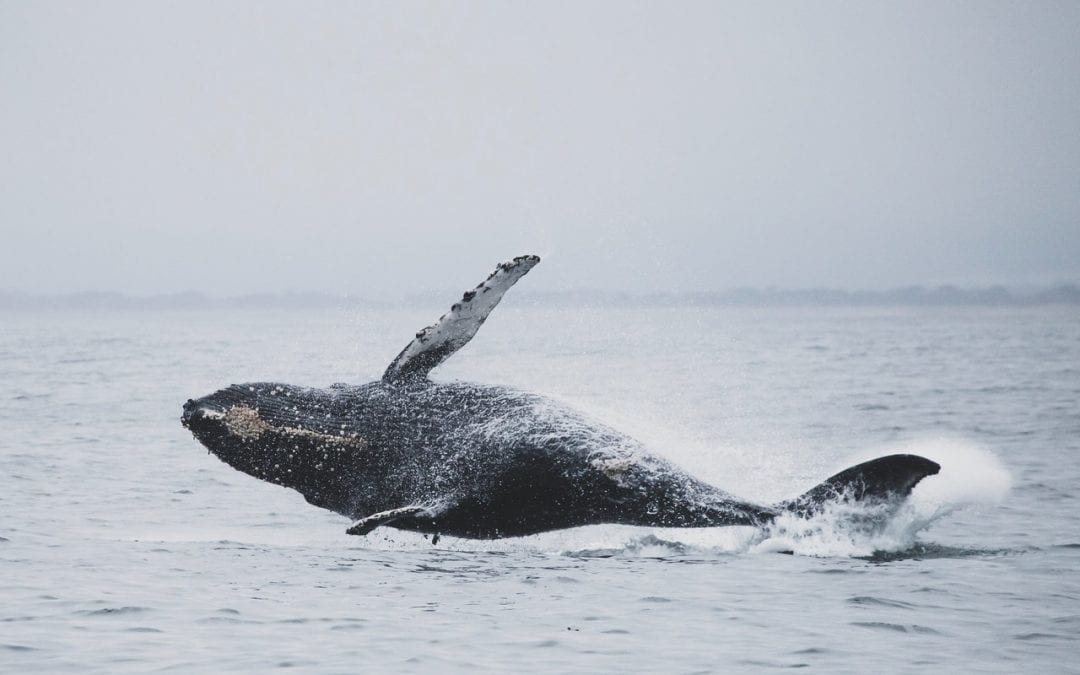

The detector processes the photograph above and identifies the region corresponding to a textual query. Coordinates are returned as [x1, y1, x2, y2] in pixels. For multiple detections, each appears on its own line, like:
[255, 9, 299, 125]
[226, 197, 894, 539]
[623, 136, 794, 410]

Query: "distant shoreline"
[2, 285, 1079, 310]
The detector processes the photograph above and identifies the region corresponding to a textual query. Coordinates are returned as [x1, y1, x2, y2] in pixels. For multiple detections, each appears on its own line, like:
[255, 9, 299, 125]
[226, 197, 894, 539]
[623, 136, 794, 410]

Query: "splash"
[754, 438, 1011, 557]
[354, 438, 1011, 559]
[357, 523, 759, 557]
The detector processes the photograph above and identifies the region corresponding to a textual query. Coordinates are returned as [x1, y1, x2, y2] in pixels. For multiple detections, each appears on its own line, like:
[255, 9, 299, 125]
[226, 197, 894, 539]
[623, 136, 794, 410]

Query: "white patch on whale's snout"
[223, 405, 270, 440]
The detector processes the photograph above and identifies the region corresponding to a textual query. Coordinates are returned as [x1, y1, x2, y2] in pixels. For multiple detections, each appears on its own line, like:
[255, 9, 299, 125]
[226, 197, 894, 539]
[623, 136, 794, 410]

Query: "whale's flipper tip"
[780, 454, 940, 518]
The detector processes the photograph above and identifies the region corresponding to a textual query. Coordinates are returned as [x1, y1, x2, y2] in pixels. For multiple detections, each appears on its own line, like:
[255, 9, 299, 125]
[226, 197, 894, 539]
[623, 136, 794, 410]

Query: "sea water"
[1, 304, 1078, 672]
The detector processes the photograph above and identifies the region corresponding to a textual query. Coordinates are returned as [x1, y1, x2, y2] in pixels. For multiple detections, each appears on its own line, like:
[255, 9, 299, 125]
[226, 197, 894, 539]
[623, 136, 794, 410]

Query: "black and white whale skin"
[182, 256, 940, 540]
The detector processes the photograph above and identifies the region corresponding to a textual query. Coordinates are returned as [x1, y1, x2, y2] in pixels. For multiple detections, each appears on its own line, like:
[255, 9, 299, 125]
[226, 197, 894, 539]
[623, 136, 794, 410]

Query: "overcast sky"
[1, 1, 1078, 296]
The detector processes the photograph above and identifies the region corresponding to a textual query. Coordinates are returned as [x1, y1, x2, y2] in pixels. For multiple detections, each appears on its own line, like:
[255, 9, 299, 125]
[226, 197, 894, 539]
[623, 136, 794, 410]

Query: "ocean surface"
[2, 304, 1078, 672]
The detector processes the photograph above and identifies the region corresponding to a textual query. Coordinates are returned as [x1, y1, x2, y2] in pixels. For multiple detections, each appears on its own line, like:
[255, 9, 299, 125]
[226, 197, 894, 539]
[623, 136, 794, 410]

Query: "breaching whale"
[182, 255, 940, 541]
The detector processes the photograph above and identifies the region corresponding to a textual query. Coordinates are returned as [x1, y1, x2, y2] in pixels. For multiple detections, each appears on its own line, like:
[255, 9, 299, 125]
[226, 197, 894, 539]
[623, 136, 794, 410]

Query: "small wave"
[1013, 632, 1067, 641]
[850, 621, 943, 635]
[76, 606, 151, 617]
[847, 595, 917, 609]
[10, 388, 52, 400]
[863, 543, 1019, 562]
[855, 403, 890, 411]
[196, 616, 263, 625]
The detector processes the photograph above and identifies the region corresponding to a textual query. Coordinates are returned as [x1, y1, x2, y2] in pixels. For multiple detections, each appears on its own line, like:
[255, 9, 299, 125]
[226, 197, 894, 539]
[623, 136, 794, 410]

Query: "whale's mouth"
[181, 397, 274, 443]
[182, 387, 371, 515]
[181, 398, 224, 429]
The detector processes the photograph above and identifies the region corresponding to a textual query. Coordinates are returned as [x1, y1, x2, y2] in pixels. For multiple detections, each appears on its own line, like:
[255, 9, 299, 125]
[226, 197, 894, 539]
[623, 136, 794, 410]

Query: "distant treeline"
[2, 285, 1079, 310]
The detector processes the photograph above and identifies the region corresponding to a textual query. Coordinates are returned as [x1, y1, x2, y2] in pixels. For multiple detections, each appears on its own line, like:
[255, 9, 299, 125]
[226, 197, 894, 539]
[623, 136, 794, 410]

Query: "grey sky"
[2, 1, 1078, 296]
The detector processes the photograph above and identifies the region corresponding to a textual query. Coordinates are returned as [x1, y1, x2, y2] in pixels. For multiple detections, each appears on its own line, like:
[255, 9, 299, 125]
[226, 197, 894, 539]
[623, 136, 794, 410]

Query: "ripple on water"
[196, 616, 262, 625]
[847, 595, 918, 610]
[737, 659, 811, 669]
[850, 621, 944, 635]
[864, 543, 1019, 562]
[1013, 632, 1067, 641]
[791, 648, 830, 655]
[75, 606, 150, 617]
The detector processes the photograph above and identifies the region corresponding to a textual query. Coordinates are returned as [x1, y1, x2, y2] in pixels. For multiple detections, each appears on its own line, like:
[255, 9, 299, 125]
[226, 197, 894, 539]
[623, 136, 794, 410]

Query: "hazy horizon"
[3, 2, 1079, 296]
[3, 280, 1079, 311]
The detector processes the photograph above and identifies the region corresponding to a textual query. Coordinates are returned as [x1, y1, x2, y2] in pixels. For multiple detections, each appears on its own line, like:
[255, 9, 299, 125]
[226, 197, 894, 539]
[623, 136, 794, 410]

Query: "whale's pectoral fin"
[347, 505, 429, 536]
[382, 255, 541, 383]
[779, 454, 940, 518]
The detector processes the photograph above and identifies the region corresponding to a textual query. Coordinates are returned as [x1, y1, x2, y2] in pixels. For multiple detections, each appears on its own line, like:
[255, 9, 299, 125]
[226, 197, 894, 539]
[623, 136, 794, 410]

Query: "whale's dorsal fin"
[382, 255, 541, 383]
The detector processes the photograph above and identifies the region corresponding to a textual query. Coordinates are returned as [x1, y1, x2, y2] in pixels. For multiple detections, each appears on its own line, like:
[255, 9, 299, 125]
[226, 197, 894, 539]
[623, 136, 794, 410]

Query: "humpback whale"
[182, 255, 940, 541]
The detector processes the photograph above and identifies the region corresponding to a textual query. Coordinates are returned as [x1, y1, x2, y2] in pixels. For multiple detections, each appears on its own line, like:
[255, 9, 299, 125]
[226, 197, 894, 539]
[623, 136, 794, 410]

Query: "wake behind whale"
[181, 255, 942, 543]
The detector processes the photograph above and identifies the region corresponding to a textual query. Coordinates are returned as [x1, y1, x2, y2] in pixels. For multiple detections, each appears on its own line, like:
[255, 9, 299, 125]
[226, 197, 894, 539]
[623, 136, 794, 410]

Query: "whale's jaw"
[181, 385, 369, 517]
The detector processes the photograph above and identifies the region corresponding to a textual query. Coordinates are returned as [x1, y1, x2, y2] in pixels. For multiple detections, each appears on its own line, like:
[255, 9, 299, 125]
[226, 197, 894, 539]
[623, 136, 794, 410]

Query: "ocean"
[2, 304, 1078, 672]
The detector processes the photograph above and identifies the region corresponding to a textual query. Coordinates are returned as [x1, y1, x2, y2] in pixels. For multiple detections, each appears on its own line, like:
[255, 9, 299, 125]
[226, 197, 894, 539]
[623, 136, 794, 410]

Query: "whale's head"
[182, 383, 367, 513]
